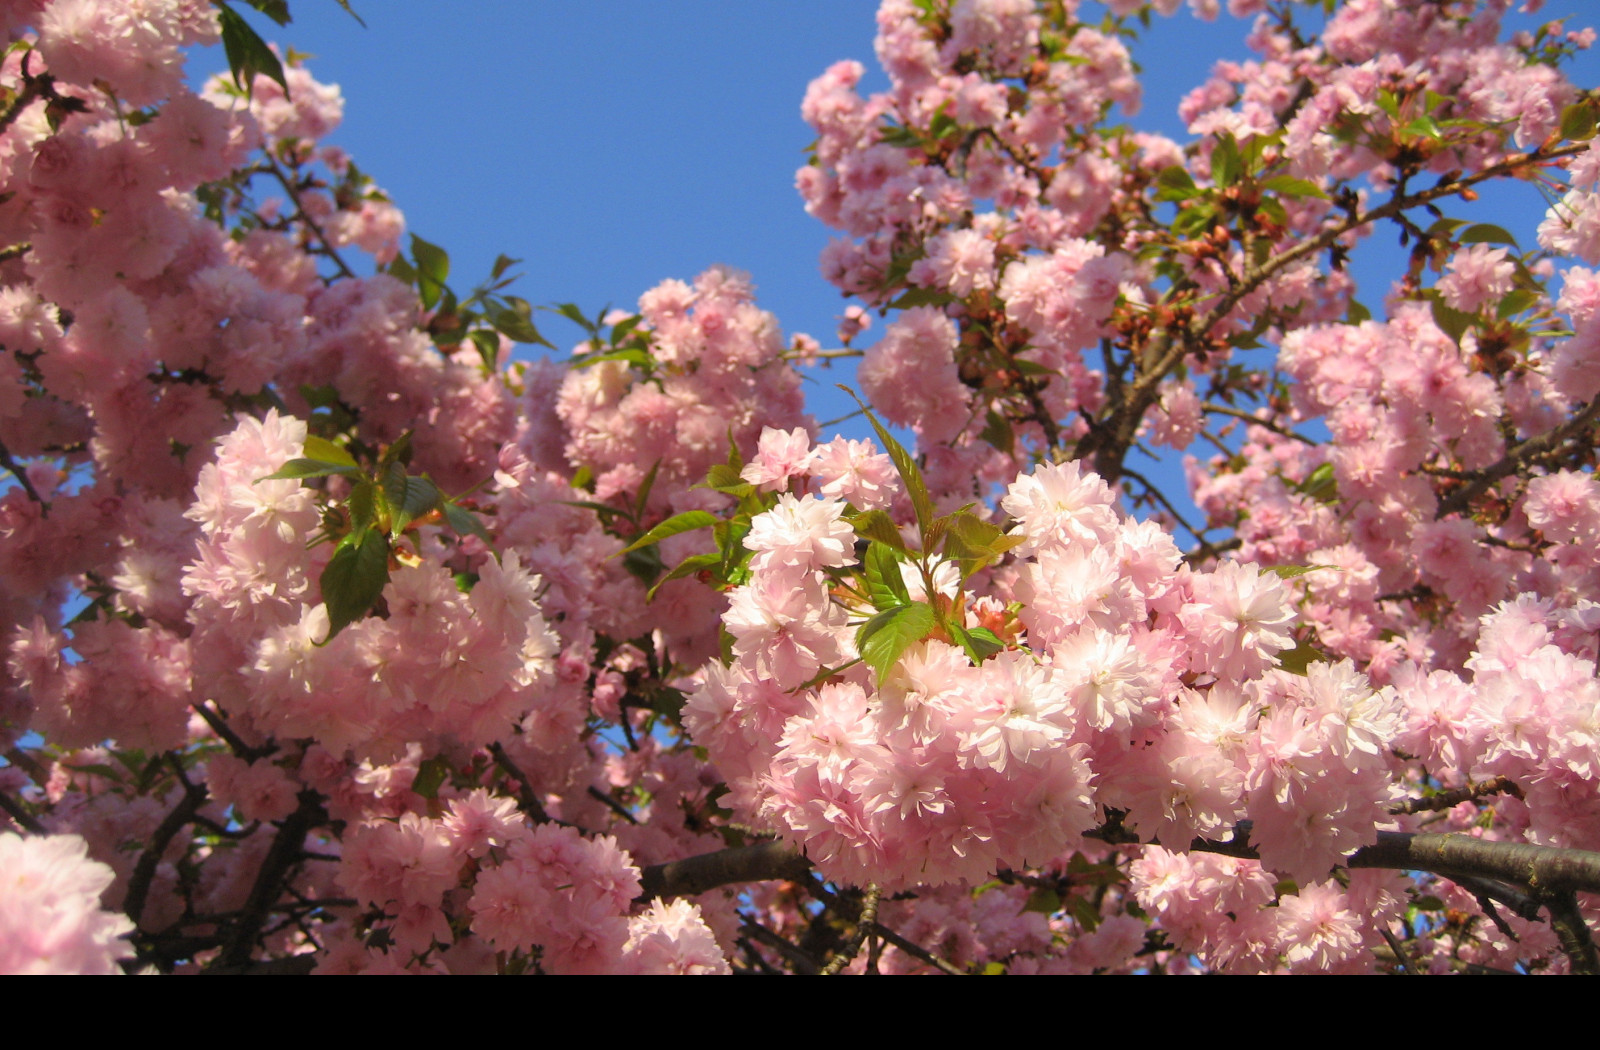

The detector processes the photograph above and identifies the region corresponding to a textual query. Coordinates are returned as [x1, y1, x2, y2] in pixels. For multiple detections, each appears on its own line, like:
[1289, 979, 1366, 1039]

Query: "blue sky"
[207, 1, 1599, 528]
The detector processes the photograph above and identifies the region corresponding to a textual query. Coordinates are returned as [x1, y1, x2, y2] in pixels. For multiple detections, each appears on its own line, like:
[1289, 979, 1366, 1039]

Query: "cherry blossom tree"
[4, 0, 1600, 974]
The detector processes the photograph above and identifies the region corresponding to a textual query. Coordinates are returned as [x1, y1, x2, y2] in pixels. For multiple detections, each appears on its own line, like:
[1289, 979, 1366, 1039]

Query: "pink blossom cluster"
[0, 831, 133, 974]
[688, 449, 1407, 933]
[5, 0, 1600, 975]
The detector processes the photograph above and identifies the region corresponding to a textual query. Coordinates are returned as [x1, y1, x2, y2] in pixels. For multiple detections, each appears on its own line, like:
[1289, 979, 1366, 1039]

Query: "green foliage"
[215, 2, 288, 98]
[856, 602, 937, 683]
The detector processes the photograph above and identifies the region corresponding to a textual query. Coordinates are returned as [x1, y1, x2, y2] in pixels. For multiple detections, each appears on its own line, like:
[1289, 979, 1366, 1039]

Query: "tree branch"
[1435, 395, 1600, 518]
[210, 790, 326, 970]
[637, 840, 814, 901]
[125, 758, 208, 930]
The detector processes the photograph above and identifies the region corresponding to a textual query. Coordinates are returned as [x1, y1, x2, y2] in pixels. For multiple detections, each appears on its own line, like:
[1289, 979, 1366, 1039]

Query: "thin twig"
[191, 701, 257, 760]
[488, 741, 552, 825]
[1390, 776, 1523, 815]
[0, 437, 47, 511]
[1435, 395, 1600, 518]
[0, 790, 44, 833]
[262, 154, 357, 280]
[1202, 401, 1317, 445]
[1119, 465, 1221, 559]
[1379, 924, 1417, 974]
[586, 785, 639, 825]
[739, 918, 820, 974]
[867, 921, 966, 975]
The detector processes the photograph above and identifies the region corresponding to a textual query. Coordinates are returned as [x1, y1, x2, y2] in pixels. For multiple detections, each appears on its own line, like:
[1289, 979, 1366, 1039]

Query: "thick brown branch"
[637, 840, 814, 901]
[211, 790, 326, 970]
[1347, 831, 1600, 895]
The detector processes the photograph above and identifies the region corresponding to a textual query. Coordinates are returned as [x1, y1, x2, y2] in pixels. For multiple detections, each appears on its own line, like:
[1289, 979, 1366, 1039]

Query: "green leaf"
[486, 297, 553, 347]
[1399, 116, 1441, 142]
[878, 122, 922, 148]
[948, 623, 1004, 665]
[467, 328, 501, 371]
[1295, 462, 1338, 503]
[388, 475, 442, 538]
[442, 500, 491, 544]
[237, 0, 292, 25]
[1211, 133, 1242, 189]
[1459, 223, 1519, 249]
[646, 551, 720, 601]
[856, 601, 937, 682]
[851, 508, 905, 551]
[887, 287, 955, 309]
[842, 388, 934, 549]
[259, 456, 362, 481]
[410, 758, 450, 800]
[1429, 297, 1475, 342]
[574, 346, 652, 370]
[980, 409, 1014, 455]
[1154, 165, 1200, 202]
[321, 529, 391, 640]
[216, 2, 288, 98]
[1345, 299, 1372, 324]
[554, 302, 598, 335]
[1172, 201, 1217, 238]
[346, 478, 377, 535]
[377, 430, 414, 473]
[1023, 886, 1062, 915]
[863, 542, 910, 612]
[1266, 564, 1337, 580]
[1262, 174, 1328, 200]
[702, 462, 753, 497]
[610, 314, 643, 344]
[1277, 637, 1327, 676]
[922, 514, 951, 562]
[942, 511, 1024, 580]
[718, 518, 753, 581]
[619, 510, 718, 555]
[622, 544, 664, 586]
[632, 460, 660, 524]
[411, 234, 449, 311]
[490, 253, 521, 280]
[303, 434, 357, 468]
[1497, 288, 1539, 319]
[1560, 101, 1597, 142]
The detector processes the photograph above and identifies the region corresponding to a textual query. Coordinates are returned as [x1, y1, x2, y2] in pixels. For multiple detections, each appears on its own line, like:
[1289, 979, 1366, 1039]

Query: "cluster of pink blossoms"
[690, 442, 1405, 950]
[5, 0, 1600, 974]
